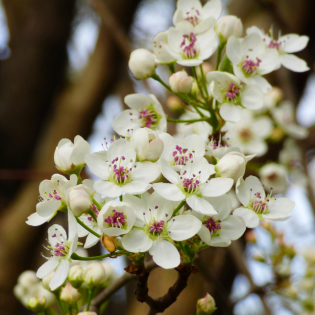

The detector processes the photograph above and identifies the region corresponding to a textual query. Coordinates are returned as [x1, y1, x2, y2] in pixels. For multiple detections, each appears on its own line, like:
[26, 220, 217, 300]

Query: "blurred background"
[0, 0, 315, 314]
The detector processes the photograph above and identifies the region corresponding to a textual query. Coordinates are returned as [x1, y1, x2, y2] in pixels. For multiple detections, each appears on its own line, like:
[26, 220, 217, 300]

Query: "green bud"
[27, 296, 46, 313]
[196, 293, 216, 315]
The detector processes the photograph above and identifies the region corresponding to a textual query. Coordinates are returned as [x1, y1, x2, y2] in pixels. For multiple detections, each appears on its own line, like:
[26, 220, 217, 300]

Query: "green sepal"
[219, 54, 234, 74]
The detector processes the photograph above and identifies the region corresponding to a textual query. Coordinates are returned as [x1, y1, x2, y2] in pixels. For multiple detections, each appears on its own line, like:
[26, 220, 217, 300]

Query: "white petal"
[195, 17, 216, 34]
[257, 49, 279, 75]
[48, 224, 67, 246]
[262, 212, 290, 221]
[94, 181, 122, 198]
[202, 178, 234, 197]
[209, 236, 231, 247]
[67, 209, 77, 242]
[269, 197, 295, 214]
[219, 215, 246, 240]
[123, 181, 151, 195]
[220, 103, 243, 122]
[280, 54, 310, 72]
[133, 162, 160, 183]
[198, 225, 211, 245]
[84, 233, 100, 249]
[153, 183, 185, 201]
[241, 85, 264, 110]
[181, 157, 211, 182]
[85, 154, 110, 180]
[281, 34, 309, 53]
[247, 75, 272, 93]
[252, 116, 273, 138]
[226, 36, 242, 64]
[186, 195, 217, 215]
[122, 230, 153, 252]
[108, 139, 135, 166]
[149, 239, 180, 269]
[168, 214, 202, 241]
[36, 260, 59, 279]
[148, 191, 178, 221]
[36, 200, 61, 217]
[49, 260, 69, 291]
[159, 157, 179, 184]
[235, 178, 250, 207]
[205, 195, 232, 220]
[233, 207, 259, 228]
[26, 212, 53, 226]
[245, 176, 265, 199]
[123, 194, 146, 226]
[112, 109, 142, 136]
[203, 0, 222, 20]
[124, 93, 152, 110]
[71, 136, 91, 165]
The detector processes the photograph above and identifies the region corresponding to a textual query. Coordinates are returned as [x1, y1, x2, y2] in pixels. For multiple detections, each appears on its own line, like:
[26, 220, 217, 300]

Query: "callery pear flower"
[169, 71, 194, 93]
[113, 93, 167, 136]
[207, 71, 264, 122]
[122, 192, 202, 269]
[205, 138, 241, 159]
[84, 263, 106, 288]
[152, 31, 176, 64]
[259, 163, 288, 194]
[193, 194, 246, 247]
[85, 139, 160, 198]
[97, 200, 136, 236]
[234, 176, 294, 228]
[128, 49, 157, 80]
[271, 100, 309, 139]
[215, 15, 243, 40]
[173, 0, 222, 34]
[226, 33, 279, 92]
[26, 174, 77, 226]
[36, 211, 78, 291]
[66, 184, 93, 217]
[224, 110, 273, 156]
[159, 133, 205, 171]
[246, 26, 310, 72]
[196, 293, 216, 315]
[54, 136, 90, 173]
[129, 128, 164, 162]
[162, 21, 218, 67]
[153, 157, 233, 215]
[60, 283, 81, 305]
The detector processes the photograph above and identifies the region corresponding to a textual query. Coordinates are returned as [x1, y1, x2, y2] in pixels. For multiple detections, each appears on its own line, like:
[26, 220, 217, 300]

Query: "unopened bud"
[27, 296, 46, 313]
[84, 263, 106, 288]
[169, 71, 194, 93]
[166, 96, 183, 112]
[129, 49, 156, 80]
[215, 16, 243, 40]
[196, 293, 216, 315]
[68, 265, 84, 288]
[60, 283, 81, 305]
[102, 235, 117, 253]
[215, 152, 246, 181]
[18, 270, 39, 288]
[66, 184, 93, 217]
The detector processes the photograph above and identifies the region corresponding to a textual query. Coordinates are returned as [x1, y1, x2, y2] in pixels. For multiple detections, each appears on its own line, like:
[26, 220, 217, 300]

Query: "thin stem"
[199, 244, 209, 251]
[191, 104, 205, 117]
[92, 197, 102, 210]
[151, 73, 172, 92]
[68, 306, 73, 315]
[74, 303, 79, 314]
[168, 63, 175, 74]
[120, 195, 122, 201]
[86, 288, 96, 311]
[172, 200, 186, 216]
[199, 64, 209, 98]
[88, 209, 98, 222]
[76, 217, 101, 238]
[71, 251, 124, 261]
[192, 67, 207, 101]
[54, 292, 66, 315]
[167, 118, 209, 123]
[215, 42, 226, 70]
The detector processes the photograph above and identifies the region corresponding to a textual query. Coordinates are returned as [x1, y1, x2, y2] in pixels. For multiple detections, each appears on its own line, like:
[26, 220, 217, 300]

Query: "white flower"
[176, 110, 212, 143]
[234, 176, 294, 228]
[54, 136, 90, 172]
[121, 192, 202, 269]
[26, 174, 77, 226]
[224, 110, 273, 156]
[169, 71, 194, 93]
[259, 163, 288, 194]
[271, 100, 309, 139]
[205, 138, 241, 159]
[215, 15, 243, 40]
[97, 200, 136, 236]
[162, 21, 218, 67]
[84, 263, 106, 288]
[36, 211, 78, 291]
[207, 71, 264, 122]
[279, 138, 302, 168]
[128, 49, 157, 80]
[194, 195, 245, 247]
[152, 31, 176, 64]
[113, 94, 167, 136]
[159, 133, 205, 171]
[153, 157, 233, 215]
[173, 0, 222, 34]
[85, 139, 160, 198]
[226, 33, 279, 92]
[246, 26, 309, 72]
[66, 184, 93, 217]
[129, 128, 164, 162]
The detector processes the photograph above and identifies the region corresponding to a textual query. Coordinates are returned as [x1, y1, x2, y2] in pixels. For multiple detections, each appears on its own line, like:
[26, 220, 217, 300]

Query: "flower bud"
[60, 283, 81, 305]
[196, 293, 216, 315]
[84, 263, 106, 288]
[18, 270, 39, 288]
[42, 271, 59, 292]
[66, 184, 93, 217]
[169, 71, 194, 93]
[128, 49, 156, 80]
[215, 152, 246, 181]
[259, 163, 288, 193]
[166, 96, 183, 112]
[215, 16, 243, 40]
[68, 265, 84, 288]
[101, 235, 117, 253]
[27, 296, 46, 313]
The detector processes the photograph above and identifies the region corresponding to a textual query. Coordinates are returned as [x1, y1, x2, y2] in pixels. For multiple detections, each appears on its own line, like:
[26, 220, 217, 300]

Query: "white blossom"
[128, 49, 157, 80]
[152, 31, 176, 64]
[169, 71, 194, 93]
[259, 163, 288, 194]
[66, 184, 93, 217]
[215, 15, 243, 40]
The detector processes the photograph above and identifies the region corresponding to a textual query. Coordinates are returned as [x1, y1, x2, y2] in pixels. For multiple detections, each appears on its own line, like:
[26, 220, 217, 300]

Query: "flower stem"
[215, 42, 226, 70]
[168, 63, 176, 73]
[92, 197, 102, 210]
[68, 306, 73, 315]
[76, 217, 101, 238]
[192, 67, 207, 101]
[198, 244, 209, 251]
[151, 73, 172, 92]
[167, 118, 209, 123]
[88, 209, 98, 222]
[172, 200, 186, 216]
[199, 64, 209, 98]
[86, 288, 96, 311]
[53, 292, 66, 315]
[71, 251, 124, 261]
[120, 195, 123, 201]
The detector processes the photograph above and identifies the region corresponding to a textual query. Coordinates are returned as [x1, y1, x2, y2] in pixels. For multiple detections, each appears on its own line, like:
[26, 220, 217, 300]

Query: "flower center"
[172, 145, 195, 166]
[138, 109, 158, 128]
[41, 189, 62, 202]
[104, 209, 126, 228]
[184, 8, 201, 26]
[43, 229, 70, 260]
[149, 220, 165, 235]
[242, 57, 261, 74]
[180, 32, 198, 59]
[110, 156, 133, 185]
[226, 83, 240, 101]
[204, 217, 221, 235]
[268, 40, 281, 50]
[180, 171, 201, 194]
[87, 203, 100, 222]
[249, 190, 273, 214]
[239, 128, 252, 142]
